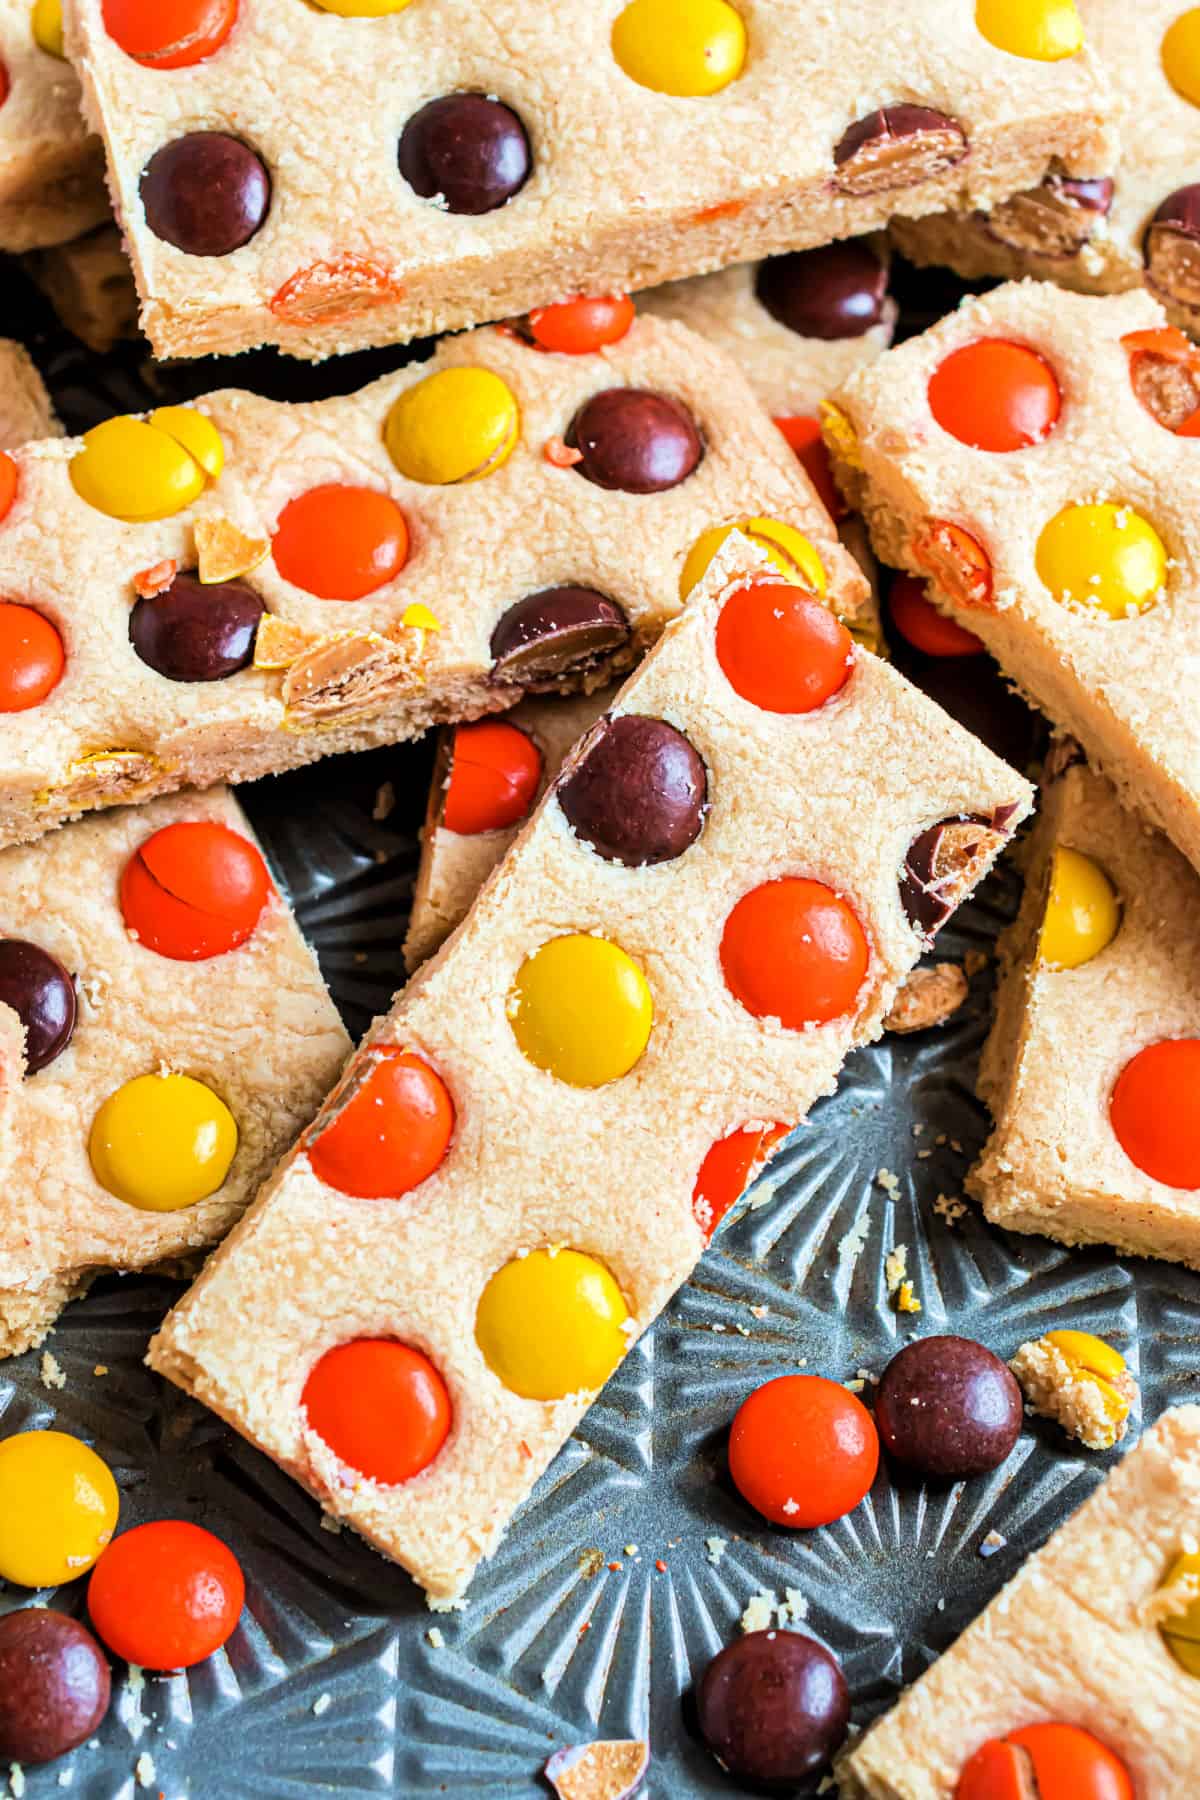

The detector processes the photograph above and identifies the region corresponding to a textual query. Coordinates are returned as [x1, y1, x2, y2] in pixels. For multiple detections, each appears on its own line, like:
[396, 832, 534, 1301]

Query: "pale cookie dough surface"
[148, 537, 1031, 1605]
[0, 787, 349, 1357]
[841, 1405, 1200, 1799]
[404, 690, 610, 973]
[63, 0, 1115, 360]
[0, 0, 107, 250]
[0, 316, 856, 850]
[0, 336, 58, 446]
[971, 758, 1200, 1267]
[828, 281, 1200, 874]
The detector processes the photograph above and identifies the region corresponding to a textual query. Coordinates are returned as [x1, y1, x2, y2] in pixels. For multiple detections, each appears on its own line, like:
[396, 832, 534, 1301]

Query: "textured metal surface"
[1, 255, 1198, 1800]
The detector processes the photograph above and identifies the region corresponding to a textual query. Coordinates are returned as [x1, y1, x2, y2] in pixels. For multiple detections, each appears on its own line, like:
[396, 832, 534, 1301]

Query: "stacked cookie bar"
[0, 0, 106, 250]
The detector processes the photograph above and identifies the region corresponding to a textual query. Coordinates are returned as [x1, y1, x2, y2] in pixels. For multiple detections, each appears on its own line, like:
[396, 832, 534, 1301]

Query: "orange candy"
[888, 572, 984, 657]
[269, 255, 407, 328]
[120, 820, 271, 960]
[526, 294, 635, 354]
[721, 877, 870, 1028]
[692, 1121, 790, 1239]
[773, 415, 845, 520]
[928, 339, 1062, 452]
[957, 1723, 1133, 1800]
[101, 0, 237, 67]
[89, 1520, 244, 1670]
[729, 1374, 879, 1528]
[442, 718, 543, 835]
[302, 1337, 451, 1484]
[913, 519, 995, 610]
[1110, 1038, 1200, 1189]
[308, 1046, 454, 1199]
[1122, 326, 1200, 436]
[0, 602, 64, 711]
[0, 453, 17, 522]
[272, 484, 409, 600]
[716, 579, 853, 713]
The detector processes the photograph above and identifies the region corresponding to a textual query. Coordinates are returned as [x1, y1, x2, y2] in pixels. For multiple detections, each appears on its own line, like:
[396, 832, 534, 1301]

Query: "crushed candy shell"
[133, 558, 177, 599]
[194, 514, 270, 584]
[544, 1739, 649, 1800]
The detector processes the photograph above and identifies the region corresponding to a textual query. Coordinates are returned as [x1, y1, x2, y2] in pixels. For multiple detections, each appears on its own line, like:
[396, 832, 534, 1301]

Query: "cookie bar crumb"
[133, 1754, 155, 1790]
[933, 1192, 968, 1226]
[883, 962, 968, 1034]
[1010, 1335, 1138, 1451]
[705, 1537, 727, 1566]
[40, 1351, 66, 1390]
[311, 1694, 331, 1718]
[884, 1244, 907, 1294]
[427, 1627, 445, 1648]
[372, 781, 396, 822]
[876, 1168, 901, 1200]
[979, 1530, 1007, 1557]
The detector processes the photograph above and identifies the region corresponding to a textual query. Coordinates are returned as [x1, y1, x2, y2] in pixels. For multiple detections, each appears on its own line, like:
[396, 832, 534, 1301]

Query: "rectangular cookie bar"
[894, 0, 1200, 338]
[0, 786, 349, 1358]
[148, 535, 1031, 1604]
[825, 280, 1200, 874]
[840, 1405, 1200, 1798]
[0, 338, 59, 447]
[0, 315, 864, 851]
[971, 750, 1200, 1267]
[0, 0, 108, 250]
[62, 0, 1116, 360]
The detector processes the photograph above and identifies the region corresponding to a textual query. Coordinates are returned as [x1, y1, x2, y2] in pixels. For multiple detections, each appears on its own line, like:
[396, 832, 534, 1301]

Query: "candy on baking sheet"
[0, 1429, 118, 1586]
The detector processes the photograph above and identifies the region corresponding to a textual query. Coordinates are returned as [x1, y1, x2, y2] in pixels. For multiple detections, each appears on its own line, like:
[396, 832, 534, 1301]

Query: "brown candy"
[982, 172, 1114, 260]
[556, 714, 708, 866]
[833, 104, 967, 197]
[489, 587, 631, 684]
[875, 1336, 1023, 1479]
[696, 1631, 849, 1786]
[900, 811, 1011, 941]
[566, 389, 703, 494]
[1145, 185, 1200, 311]
[754, 239, 889, 342]
[0, 1609, 111, 1764]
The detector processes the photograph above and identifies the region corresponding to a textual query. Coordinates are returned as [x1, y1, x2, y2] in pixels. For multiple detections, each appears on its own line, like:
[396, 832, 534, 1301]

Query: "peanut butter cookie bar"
[0, 0, 107, 250]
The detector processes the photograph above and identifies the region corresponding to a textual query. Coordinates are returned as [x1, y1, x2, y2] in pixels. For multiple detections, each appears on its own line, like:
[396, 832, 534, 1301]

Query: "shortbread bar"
[62, 0, 1115, 359]
[148, 535, 1031, 1604]
[0, 338, 58, 447]
[0, 0, 107, 250]
[25, 221, 139, 352]
[826, 281, 1200, 873]
[841, 1405, 1200, 1798]
[0, 787, 349, 1357]
[971, 752, 1200, 1267]
[0, 315, 857, 851]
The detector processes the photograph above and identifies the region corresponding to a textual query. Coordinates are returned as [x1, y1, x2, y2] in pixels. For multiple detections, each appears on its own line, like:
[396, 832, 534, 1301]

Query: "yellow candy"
[1163, 9, 1200, 107]
[975, 0, 1084, 61]
[475, 1247, 631, 1400]
[309, 0, 414, 11]
[1038, 846, 1121, 969]
[1044, 1329, 1128, 1383]
[89, 1072, 237, 1211]
[0, 1430, 118, 1587]
[680, 518, 826, 601]
[69, 411, 224, 522]
[31, 0, 63, 56]
[819, 400, 862, 473]
[384, 368, 519, 485]
[509, 934, 653, 1087]
[611, 0, 746, 96]
[1035, 502, 1167, 620]
[1158, 1549, 1200, 1675]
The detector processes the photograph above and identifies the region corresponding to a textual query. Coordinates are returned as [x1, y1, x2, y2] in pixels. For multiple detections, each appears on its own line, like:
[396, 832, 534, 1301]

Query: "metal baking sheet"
[2, 257, 1198, 1800]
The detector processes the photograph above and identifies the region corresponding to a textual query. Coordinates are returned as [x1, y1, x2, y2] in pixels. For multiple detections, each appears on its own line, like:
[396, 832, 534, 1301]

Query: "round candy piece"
[729, 1373, 879, 1528]
[567, 388, 702, 493]
[70, 412, 218, 521]
[141, 132, 270, 256]
[489, 586, 630, 683]
[399, 93, 531, 215]
[101, 0, 237, 66]
[307, 1047, 454, 1198]
[957, 1723, 1133, 1800]
[722, 877, 869, 1028]
[716, 579, 853, 712]
[0, 602, 64, 711]
[1163, 9, 1200, 107]
[755, 239, 890, 341]
[889, 572, 983, 658]
[1144, 185, 1200, 310]
[834, 104, 967, 197]
[1035, 502, 1166, 619]
[1157, 1547, 1200, 1676]
[556, 714, 708, 865]
[900, 812, 1007, 940]
[130, 572, 264, 682]
[526, 294, 635, 354]
[692, 1121, 789, 1239]
[509, 933, 653, 1087]
[32, 0, 63, 56]
[302, 1338, 451, 1483]
[974, 0, 1084, 60]
[1110, 1038, 1200, 1188]
[121, 819, 270, 960]
[385, 366, 519, 485]
[610, 0, 746, 96]
[89, 1071, 238, 1210]
[88, 1520, 243, 1670]
[475, 1247, 630, 1400]
[0, 939, 76, 1073]
[774, 416, 844, 519]
[697, 1632, 849, 1786]
[442, 718, 543, 835]
[928, 339, 1062, 452]
[272, 485, 409, 600]
[0, 1430, 118, 1587]
[0, 452, 17, 520]
[1038, 846, 1120, 969]
[875, 1336, 1023, 1479]
[0, 1610, 111, 1764]
[680, 518, 826, 601]
[984, 171, 1115, 259]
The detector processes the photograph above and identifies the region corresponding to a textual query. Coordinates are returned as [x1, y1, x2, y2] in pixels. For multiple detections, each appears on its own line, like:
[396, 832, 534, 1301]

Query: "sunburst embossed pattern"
[3, 264, 1200, 1799]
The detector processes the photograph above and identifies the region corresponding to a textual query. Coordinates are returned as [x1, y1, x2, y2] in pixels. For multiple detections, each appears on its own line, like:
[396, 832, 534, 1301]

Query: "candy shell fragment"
[544, 1739, 649, 1800]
